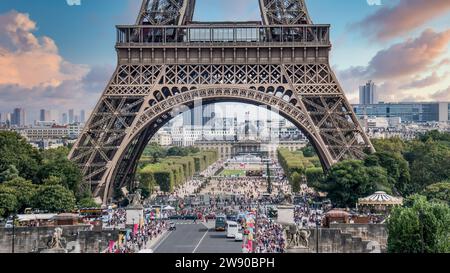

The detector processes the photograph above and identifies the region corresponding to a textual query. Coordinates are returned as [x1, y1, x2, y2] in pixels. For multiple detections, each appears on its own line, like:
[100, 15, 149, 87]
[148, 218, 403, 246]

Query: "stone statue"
[47, 228, 66, 250]
[284, 225, 311, 249]
[127, 189, 143, 208]
[280, 193, 294, 205]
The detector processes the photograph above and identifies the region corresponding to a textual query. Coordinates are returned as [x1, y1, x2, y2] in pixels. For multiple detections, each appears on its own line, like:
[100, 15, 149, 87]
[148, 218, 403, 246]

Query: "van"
[4, 220, 13, 229]
[226, 221, 239, 238]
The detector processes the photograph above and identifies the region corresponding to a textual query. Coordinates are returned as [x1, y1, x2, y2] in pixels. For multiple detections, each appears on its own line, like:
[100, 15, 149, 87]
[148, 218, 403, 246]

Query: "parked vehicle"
[234, 233, 243, 241]
[4, 220, 14, 229]
[169, 222, 176, 231]
[226, 221, 239, 238]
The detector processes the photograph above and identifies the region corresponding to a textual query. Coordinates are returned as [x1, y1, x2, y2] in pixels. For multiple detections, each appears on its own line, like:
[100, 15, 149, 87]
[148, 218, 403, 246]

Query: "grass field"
[219, 169, 246, 177]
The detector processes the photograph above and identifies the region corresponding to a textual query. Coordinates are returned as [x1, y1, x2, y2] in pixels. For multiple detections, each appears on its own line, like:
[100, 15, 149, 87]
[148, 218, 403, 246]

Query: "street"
[154, 221, 242, 253]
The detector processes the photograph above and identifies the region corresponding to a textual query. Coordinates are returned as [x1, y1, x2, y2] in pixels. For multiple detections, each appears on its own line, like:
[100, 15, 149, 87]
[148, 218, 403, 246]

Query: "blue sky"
[0, 0, 386, 67]
[0, 0, 449, 122]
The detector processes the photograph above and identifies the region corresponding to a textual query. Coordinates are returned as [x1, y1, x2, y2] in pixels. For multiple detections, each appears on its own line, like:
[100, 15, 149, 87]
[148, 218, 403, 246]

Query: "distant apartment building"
[20, 125, 68, 141]
[150, 131, 173, 146]
[68, 123, 83, 139]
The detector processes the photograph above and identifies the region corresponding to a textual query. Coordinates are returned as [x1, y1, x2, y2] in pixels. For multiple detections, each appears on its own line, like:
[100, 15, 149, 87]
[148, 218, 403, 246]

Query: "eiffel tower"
[69, 0, 374, 204]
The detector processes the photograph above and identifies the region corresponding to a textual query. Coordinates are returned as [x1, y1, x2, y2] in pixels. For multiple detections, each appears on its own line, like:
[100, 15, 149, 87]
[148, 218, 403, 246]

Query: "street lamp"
[315, 218, 320, 254]
[11, 214, 17, 253]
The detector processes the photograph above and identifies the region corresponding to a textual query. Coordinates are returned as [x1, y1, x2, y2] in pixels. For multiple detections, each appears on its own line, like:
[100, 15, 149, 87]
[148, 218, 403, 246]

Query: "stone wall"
[330, 223, 387, 250]
[287, 224, 387, 253]
[0, 226, 119, 253]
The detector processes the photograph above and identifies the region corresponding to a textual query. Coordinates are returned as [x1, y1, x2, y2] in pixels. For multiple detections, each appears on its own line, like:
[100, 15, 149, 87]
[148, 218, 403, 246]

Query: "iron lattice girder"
[137, 0, 311, 26]
[260, 0, 312, 25]
[69, 0, 374, 204]
[137, 0, 195, 25]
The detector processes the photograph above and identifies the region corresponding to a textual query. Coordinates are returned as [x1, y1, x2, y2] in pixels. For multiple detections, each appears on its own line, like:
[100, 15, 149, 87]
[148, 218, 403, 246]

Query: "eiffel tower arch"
[69, 0, 375, 204]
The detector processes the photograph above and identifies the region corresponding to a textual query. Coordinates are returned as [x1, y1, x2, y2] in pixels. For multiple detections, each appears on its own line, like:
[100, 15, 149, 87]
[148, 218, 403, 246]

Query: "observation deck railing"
[116, 24, 330, 47]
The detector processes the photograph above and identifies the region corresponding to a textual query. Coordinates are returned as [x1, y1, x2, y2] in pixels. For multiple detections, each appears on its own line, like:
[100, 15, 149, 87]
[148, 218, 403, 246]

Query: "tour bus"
[226, 221, 239, 238]
[215, 214, 227, 231]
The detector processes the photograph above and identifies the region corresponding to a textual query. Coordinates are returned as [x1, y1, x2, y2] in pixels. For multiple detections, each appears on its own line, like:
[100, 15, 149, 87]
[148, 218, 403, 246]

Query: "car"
[169, 222, 176, 231]
[235, 233, 243, 242]
[4, 220, 14, 229]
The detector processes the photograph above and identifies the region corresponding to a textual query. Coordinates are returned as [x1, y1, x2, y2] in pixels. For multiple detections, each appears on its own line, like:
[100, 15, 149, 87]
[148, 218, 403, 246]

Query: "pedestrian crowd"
[254, 216, 286, 253]
[108, 220, 168, 253]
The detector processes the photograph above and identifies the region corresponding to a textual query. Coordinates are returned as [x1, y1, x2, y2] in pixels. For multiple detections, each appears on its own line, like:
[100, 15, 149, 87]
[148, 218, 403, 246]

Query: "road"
[153, 221, 242, 253]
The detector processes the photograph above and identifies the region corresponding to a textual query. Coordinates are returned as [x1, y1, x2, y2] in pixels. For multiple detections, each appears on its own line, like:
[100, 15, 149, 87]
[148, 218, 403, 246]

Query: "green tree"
[167, 146, 189, 157]
[0, 186, 19, 217]
[305, 167, 324, 188]
[37, 147, 82, 196]
[291, 172, 302, 193]
[319, 160, 391, 207]
[371, 137, 406, 154]
[3, 177, 37, 211]
[33, 184, 76, 213]
[43, 175, 64, 186]
[77, 197, 100, 208]
[143, 143, 168, 163]
[387, 195, 450, 253]
[0, 165, 19, 182]
[421, 182, 450, 206]
[365, 152, 411, 195]
[300, 144, 316, 157]
[404, 140, 450, 194]
[0, 132, 41, 183]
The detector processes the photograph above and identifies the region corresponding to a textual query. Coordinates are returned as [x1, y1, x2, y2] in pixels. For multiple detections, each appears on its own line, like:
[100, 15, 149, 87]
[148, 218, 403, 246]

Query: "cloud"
[355, 0, 450, 40]
[400, 72, 448, 90]
[0, 11, 89, 89]
[431, 87, 450, 101]
[336, 29, 450, 102]
[366, 29, 450, 79]
[0, 11, 113, 119]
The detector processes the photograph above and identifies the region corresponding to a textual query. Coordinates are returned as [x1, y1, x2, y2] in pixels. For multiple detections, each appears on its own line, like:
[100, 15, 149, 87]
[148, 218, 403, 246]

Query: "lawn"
[219, 169, 246, 177]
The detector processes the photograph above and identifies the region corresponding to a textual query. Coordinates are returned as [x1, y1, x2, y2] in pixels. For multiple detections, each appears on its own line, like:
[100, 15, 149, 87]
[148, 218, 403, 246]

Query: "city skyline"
[0, 0, 449, 120]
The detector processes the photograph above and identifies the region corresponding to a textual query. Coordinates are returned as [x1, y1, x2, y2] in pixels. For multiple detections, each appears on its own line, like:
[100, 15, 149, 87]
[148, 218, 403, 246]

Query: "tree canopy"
[387, 195, 450, 253]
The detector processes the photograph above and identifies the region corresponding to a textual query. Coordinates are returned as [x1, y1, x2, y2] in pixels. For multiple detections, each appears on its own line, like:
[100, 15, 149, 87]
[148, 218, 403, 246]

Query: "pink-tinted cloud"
[400, 72, 448, 90]
[0, 11, 88, 89]
[357, 0, 450, 40]
[366, 29, 450, 79]
[431, 87, 450, 101]
[336, 28, 450, 102]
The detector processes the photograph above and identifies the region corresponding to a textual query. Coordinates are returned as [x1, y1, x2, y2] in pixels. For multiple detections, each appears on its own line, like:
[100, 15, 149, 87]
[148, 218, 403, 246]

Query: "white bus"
[226, 221, 239, 238]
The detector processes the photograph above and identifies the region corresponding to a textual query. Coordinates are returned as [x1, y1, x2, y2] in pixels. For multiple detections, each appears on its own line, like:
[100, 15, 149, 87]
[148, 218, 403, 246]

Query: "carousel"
[357, 191, 403, 213]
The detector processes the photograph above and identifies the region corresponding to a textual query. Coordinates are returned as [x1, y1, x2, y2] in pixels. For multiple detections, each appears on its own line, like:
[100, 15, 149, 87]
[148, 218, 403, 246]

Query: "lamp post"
[315, 218, 321, 254]
[11, 214, 17, 253]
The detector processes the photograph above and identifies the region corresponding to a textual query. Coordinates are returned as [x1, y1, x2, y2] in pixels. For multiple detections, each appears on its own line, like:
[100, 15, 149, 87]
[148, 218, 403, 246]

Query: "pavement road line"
[192, 224, 210, 253]
[152, 230, 172, 252]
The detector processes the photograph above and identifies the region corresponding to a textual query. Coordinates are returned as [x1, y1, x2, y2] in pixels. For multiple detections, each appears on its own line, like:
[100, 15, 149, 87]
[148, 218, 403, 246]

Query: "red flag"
[133, 224, 139, 235]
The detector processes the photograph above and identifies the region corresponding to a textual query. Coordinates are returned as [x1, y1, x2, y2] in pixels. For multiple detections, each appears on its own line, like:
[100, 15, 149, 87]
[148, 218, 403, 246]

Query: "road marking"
[152, 230, 172, 252]
[192, 224, 210, 253]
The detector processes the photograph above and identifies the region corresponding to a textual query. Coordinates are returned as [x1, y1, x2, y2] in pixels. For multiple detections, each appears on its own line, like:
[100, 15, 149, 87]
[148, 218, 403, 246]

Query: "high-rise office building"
[11, 108, 26, 126]
[359, 80, 377, 105]
[80, 110, 86, 123]
[40, 109, 51, 121]
[62, 113, 68, 125]
[68, 109, 75, 124]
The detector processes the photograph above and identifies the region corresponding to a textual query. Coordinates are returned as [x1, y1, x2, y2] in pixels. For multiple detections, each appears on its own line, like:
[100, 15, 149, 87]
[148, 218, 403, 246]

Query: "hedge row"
[138, 150, 218, 193]
[277, 148, 322, 185]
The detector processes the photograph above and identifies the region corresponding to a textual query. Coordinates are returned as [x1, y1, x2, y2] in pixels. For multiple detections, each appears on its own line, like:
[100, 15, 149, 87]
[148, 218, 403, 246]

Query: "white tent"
[163, 205, 175, 211]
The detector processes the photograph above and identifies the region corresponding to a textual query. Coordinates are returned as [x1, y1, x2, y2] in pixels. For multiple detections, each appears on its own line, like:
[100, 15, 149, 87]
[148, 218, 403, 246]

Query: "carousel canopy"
[358, 191, 403, 206]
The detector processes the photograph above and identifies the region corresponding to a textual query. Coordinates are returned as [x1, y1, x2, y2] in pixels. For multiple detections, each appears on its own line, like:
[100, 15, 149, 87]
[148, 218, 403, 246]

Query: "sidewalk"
[138, 229, 170, 253]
